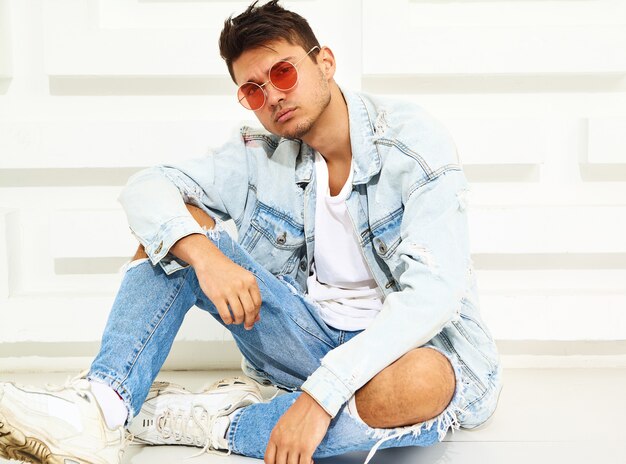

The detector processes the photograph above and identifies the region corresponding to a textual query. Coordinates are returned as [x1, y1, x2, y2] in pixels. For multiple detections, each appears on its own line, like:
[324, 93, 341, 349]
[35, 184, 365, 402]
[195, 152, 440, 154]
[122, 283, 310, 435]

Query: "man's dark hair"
[219, 0, 321, 82]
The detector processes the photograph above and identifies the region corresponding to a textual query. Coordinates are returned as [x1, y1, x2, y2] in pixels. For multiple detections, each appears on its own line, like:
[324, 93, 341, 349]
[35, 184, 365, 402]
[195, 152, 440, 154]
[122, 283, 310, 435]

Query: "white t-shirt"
[306, 152, 384, 331]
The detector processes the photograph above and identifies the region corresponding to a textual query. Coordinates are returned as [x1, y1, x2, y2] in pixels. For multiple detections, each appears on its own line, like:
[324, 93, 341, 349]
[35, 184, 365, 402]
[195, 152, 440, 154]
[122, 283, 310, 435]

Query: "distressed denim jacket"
[119, 88, 480, 418]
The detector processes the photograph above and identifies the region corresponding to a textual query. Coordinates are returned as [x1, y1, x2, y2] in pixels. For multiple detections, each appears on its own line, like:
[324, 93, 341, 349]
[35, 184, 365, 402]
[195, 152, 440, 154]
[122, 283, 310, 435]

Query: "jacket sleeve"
[118, 131, 251, 270]
[301, 168, 472, 417]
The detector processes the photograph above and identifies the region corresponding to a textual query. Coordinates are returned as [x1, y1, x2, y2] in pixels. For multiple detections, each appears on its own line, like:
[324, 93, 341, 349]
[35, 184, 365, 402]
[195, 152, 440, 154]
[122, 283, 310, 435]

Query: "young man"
[0, 1, 501, 463]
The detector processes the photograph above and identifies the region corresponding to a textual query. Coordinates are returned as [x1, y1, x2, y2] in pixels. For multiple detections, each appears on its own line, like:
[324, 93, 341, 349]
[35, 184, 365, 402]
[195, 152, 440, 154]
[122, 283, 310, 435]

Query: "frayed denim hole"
[457, 188, 470, 212]
[122, 258, 149, 274]
[408, 242, 439, 277]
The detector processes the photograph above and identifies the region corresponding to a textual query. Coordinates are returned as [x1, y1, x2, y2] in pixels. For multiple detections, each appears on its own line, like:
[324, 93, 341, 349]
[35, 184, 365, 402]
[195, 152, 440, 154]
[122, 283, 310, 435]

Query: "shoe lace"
[44, 369, 91, 399]
[119, 431, 135, 461]
[156, 405, 231, 458]
[123, 431, 135, 446]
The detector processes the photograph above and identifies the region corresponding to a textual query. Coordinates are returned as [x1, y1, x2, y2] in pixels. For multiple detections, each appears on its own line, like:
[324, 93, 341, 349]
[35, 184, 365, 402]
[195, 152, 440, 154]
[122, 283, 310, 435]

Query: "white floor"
[1, 368, 625, 464]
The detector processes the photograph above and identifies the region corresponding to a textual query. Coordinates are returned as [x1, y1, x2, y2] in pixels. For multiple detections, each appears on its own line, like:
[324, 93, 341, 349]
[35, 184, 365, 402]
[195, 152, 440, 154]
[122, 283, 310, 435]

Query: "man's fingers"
[276, 449, 289, 464]
[250, 281, 262, 310]
[227, 295, 245, 325]
[289, 451, 303, 464]
[264, 441, 276, 464]
[239, 291, 258, 330]
[215, 300, 233, 325]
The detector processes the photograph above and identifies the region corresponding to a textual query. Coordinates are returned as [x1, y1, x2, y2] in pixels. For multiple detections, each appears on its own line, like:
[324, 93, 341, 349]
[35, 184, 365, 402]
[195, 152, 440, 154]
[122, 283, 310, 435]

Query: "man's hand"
[195, 253, 262, 330]
[171, 232, 262, 330]
[265, 392, 332, 464]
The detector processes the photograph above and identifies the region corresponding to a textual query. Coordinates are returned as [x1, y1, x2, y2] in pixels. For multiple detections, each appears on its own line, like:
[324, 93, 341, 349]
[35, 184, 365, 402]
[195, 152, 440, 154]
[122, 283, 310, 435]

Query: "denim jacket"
[119, 88, 476, 418]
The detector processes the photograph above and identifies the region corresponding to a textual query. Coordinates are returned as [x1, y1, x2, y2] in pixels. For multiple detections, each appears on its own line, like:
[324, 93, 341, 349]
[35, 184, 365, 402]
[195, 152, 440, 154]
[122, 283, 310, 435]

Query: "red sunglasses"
[237, 46, 320, 111]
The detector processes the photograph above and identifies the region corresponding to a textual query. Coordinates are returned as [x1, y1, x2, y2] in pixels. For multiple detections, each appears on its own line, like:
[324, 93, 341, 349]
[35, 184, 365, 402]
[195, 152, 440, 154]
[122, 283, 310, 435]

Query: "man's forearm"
[131, 204, 223, 270]
[171, 232, 224, 271]
[169, 204, 224, 271]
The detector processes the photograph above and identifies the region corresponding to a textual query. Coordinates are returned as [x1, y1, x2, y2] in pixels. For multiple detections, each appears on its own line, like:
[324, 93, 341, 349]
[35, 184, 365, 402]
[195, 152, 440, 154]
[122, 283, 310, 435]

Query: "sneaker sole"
[0, 412, 89, 464]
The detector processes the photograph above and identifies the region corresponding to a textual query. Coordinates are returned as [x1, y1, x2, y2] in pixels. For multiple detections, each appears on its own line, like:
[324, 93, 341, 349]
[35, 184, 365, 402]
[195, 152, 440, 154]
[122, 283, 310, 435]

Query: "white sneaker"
[128, 377, 263, 454]
[0, 377, 127, 464]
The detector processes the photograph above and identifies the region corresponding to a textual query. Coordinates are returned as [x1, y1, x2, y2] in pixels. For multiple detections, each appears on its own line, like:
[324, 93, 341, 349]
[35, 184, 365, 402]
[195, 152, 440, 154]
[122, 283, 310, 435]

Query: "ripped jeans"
[88, 227, 502, 461]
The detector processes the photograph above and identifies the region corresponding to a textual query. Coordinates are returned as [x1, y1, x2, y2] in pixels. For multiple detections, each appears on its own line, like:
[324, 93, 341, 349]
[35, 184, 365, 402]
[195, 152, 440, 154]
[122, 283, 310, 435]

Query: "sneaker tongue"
[47, 395, 83, 433]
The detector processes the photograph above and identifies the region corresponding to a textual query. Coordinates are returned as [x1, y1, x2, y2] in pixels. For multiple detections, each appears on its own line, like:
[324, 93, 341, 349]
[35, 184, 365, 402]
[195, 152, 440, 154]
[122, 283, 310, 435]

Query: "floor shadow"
[317, 442, 451, 464]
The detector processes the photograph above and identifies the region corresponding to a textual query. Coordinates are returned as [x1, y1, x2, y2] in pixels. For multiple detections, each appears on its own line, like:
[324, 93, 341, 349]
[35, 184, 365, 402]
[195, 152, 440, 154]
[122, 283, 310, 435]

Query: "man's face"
[232, 40, 332, 139]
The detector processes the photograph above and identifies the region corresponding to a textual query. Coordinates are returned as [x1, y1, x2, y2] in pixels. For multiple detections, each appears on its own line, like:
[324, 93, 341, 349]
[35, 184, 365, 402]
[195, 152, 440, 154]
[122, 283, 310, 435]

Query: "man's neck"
[301, 83, 352, 165]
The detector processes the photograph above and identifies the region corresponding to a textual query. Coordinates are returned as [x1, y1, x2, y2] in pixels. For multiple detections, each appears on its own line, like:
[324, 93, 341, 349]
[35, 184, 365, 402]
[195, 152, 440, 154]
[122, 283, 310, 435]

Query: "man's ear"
[318, 46, 336, 80]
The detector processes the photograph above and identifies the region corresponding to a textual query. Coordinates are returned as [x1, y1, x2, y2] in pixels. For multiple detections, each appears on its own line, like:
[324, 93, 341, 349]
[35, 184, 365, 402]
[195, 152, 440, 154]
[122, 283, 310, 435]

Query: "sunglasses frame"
[237, 46, 320, 111]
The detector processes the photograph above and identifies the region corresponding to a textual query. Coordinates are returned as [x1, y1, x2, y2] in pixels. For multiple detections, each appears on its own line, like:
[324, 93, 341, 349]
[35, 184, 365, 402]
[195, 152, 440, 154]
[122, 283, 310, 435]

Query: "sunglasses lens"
[270, 61, 298, 91]
[238, 83, 265, 110]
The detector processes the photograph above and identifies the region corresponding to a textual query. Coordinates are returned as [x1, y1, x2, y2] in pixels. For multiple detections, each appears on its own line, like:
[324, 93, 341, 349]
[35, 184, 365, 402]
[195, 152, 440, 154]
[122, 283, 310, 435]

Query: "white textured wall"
[0, 0, 625, 372]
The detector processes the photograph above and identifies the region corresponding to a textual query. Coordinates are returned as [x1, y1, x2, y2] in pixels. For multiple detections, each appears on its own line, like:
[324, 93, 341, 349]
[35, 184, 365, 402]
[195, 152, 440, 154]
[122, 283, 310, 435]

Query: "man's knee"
[404, 348, 456, 414]
[355, 347, 456, 428]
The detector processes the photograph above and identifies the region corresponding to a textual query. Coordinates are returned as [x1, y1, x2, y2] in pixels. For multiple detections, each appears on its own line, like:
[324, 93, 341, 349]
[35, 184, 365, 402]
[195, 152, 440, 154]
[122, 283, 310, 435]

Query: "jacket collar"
[294, 87, 382, 185]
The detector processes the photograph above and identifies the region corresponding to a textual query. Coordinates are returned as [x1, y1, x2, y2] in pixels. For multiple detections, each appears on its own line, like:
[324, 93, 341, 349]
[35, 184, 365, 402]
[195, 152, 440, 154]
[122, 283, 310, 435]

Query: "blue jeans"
[88, 228, 501, 459]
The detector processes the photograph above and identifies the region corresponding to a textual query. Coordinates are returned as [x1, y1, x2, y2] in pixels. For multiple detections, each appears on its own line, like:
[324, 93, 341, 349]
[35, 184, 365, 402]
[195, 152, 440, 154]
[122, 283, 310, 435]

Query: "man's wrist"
[298, 392, 332, 422]
[301, 365, 352, 418]
[171, 233, 217, 270]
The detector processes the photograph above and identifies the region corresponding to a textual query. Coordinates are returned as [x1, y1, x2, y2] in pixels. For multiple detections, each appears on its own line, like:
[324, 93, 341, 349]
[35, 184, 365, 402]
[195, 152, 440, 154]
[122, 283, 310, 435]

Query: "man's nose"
[265, 82, 287, 108]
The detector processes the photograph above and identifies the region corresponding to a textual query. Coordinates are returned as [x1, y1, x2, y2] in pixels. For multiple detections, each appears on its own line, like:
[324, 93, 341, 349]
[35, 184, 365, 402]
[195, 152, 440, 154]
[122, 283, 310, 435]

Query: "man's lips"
[275, 108, 296, 123]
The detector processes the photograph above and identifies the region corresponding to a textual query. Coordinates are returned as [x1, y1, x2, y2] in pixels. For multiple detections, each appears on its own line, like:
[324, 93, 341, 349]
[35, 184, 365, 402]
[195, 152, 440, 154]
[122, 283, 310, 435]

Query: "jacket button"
[154, 242, 163, 254]
[377, 242, 387, 254]
[276, 232, 287, 245]
[300, 260, 307, 271]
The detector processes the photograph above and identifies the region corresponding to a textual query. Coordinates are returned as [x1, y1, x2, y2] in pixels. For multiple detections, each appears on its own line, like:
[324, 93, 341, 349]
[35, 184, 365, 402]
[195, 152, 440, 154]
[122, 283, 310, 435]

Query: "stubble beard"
[282, 70, 331, 140]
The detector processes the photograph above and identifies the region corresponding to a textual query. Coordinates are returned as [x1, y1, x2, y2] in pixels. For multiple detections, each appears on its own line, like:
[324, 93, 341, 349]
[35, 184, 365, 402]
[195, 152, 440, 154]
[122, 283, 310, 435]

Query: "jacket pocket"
[242, 203, 305, 275]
